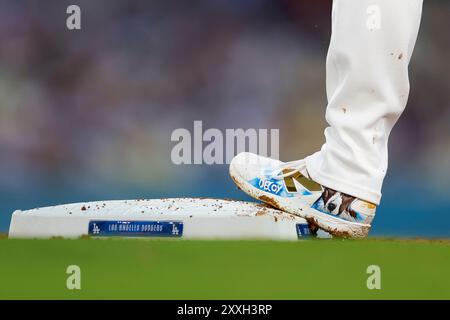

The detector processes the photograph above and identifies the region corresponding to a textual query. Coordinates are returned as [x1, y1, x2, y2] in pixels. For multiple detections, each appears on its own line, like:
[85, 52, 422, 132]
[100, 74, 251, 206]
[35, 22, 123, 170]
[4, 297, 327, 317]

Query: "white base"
[8, 198, 331, 239]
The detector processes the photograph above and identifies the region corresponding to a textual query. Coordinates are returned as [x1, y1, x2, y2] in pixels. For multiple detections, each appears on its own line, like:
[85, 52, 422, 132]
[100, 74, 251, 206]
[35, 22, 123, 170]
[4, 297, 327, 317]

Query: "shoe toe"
[230, 152, 281, 180]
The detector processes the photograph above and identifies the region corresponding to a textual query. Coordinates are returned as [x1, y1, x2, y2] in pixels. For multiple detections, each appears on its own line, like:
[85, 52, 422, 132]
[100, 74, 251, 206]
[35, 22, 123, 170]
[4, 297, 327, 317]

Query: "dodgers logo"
[88, 220, 184, 237]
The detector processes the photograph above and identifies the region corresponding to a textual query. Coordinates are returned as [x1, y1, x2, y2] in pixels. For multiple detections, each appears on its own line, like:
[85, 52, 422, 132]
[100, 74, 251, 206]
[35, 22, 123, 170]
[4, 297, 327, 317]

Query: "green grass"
[0, 237, 449, 299]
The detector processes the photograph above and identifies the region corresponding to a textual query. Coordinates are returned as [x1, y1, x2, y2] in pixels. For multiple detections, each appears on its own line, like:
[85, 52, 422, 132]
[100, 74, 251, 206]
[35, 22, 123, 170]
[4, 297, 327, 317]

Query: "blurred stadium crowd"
[0, 0, 449, 235]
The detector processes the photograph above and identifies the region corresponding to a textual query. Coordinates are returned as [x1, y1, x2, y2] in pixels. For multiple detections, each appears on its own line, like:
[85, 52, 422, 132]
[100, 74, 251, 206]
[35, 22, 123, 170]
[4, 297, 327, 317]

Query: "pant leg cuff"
[305, 152, 382, 205]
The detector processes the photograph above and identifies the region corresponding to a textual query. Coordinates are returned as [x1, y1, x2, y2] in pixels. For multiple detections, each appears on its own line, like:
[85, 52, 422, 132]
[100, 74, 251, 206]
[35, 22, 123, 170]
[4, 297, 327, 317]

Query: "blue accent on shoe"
[248, 176, 312, 198]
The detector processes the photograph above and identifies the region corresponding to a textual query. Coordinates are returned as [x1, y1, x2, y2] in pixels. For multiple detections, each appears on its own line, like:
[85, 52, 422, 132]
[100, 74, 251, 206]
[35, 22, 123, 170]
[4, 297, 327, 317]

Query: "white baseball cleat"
[229, 152, 377, 238]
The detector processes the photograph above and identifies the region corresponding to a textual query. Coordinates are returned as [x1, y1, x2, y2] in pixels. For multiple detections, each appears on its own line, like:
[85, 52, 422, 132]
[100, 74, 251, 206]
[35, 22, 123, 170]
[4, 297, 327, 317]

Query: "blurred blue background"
[0, 0, 449, 237]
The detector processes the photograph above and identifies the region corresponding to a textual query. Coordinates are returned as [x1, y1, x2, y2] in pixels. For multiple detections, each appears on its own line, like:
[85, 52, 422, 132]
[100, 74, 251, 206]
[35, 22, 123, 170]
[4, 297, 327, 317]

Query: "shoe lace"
[272, 159, 307, 180]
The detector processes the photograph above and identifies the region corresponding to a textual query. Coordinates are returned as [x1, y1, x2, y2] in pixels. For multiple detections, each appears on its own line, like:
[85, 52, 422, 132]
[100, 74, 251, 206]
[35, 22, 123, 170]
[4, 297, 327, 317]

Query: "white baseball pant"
[306, 0, 423, 204]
